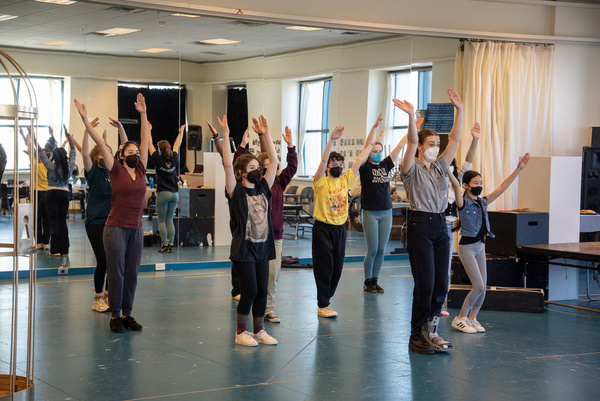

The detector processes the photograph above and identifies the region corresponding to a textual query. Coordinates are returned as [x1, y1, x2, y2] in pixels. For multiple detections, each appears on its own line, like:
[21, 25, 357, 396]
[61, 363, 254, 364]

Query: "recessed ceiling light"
[0, 15, 18, 22]
[285, 26, 323, 32]
[198, 38, 241, 45]
[35, 0, 77, 5]
[37, 41, 73, 46]
[136, 48, 173, 54]
[171, 13, 200, 18]
[95, 28, 141, 36]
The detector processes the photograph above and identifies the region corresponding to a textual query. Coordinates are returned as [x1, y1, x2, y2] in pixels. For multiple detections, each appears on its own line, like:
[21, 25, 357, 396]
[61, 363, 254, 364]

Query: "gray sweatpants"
[457, 241, 487, 316]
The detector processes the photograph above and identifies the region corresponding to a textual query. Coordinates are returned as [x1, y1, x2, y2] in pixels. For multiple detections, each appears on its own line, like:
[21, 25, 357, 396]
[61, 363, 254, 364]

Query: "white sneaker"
[232, 294, 241, 301]
[468, 318, 486, 333]
[264, 313, 281, 323]
[318, 307, 338, 318]
[235, 331, 258, 347]
[92, 296, 109, 312]
[253, 329, 278, 345]
[451, 317, 477, 334]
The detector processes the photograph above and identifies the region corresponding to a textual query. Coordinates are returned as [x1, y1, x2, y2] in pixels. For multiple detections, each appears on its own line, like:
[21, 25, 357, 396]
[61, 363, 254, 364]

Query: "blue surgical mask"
[371, 152, 383, 163]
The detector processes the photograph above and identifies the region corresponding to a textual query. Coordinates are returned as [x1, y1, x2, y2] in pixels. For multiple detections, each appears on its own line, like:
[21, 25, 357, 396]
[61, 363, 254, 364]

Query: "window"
[390, 67, 432, 139]
[0, 76, 65, 170]
[298, 78, 331, 177]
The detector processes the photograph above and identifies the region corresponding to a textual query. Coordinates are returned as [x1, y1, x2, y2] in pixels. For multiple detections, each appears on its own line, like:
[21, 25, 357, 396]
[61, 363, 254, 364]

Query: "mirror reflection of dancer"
[75, 93, 149, 333]
[148, 123, 184, 253]
[220, 114, 280, 347]
[450, 154, 530, 333]
[394, 88, 463, 354]
[359, 113, 408, 293]
[313, 126, 382, 318]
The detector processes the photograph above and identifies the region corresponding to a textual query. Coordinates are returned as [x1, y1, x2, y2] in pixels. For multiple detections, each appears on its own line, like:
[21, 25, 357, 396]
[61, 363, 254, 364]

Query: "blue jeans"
[156, 191, 178, 245]
[362, 209, 393, 279]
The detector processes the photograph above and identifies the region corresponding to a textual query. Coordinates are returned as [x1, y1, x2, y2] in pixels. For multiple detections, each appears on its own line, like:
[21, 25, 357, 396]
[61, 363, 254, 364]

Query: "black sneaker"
[363, 279, 376, 293]
[110, 317, 126, 333]
[158, 245, 169, 253]
[408, 332, 435, 354]
[167, 244, 174, 253]
[373, 277, 384, 293]
[122, 316, 143, 331]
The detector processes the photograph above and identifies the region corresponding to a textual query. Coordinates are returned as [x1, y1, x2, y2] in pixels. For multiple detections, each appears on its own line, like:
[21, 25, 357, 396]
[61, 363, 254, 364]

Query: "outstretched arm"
[134, 93, 149, 168]
[314, 126, 344, 181]
[389, 133, 408, 162]
[363, 113, 382, 150]
[147, 122, 156, 155]
[464, 122, 480, 164]
[486, 153, 531, 204]
[82, 118, 100, 173]
[219, 115, 237, 197]
[393, 99, 417, 173]
[352, 131, 384, 176]
[448, 172, 463, 209]
[440, 88, 464, 166]
[108, 117, 129, 144]
[174, 124, 185, 153]
[207, 120, 224, 157]
[73, 99, 114, 171]
[251, 115, 278, 188]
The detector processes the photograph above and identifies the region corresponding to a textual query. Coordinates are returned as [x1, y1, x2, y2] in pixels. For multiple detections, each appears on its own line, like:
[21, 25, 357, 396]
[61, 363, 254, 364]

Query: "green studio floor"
[1, 214, 600, 400]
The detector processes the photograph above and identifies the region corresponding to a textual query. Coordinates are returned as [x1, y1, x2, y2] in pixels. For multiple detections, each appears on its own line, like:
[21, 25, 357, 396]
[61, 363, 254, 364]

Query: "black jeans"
[233, 260, 269, 317]
[406, 211, 450, 335]
[46, 190, 70, 255]
[231, 262, 241, 297]
[37, 191, 51, 245]
[86, 224, 107, 294]
[312, 220, 346, 308]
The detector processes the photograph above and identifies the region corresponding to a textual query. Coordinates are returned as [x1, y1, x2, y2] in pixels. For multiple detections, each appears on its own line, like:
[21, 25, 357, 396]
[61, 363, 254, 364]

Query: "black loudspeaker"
[581, 146, 600, 212]
[588, 127, 600, 148]
[178, 188, 215, 218]
[485, 211, 549, 257]
[188, 125, 202, 151]
[152, 216, 214, 247]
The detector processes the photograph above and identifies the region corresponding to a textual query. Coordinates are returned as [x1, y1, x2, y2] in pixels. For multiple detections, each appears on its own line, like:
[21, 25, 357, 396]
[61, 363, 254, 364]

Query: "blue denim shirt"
[39, 147, 76, 189]
[458, 195, 495, 239]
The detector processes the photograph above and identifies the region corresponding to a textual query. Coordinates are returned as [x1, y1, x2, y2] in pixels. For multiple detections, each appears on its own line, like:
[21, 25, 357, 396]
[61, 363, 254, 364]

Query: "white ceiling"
[0, 0, 392, 63]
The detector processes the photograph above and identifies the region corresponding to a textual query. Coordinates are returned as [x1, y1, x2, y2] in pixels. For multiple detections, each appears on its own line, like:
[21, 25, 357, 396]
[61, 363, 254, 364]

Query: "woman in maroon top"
[74, 93, 149, 333]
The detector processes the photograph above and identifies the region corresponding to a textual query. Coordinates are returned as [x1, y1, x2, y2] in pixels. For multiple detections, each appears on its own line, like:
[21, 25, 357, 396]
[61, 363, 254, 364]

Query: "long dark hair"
[52, 147, 69, 181]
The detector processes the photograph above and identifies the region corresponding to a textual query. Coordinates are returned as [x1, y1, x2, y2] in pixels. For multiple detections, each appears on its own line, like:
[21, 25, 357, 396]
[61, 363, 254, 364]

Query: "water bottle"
[183, 180, 188, 188]
[149, 176, 154, 189]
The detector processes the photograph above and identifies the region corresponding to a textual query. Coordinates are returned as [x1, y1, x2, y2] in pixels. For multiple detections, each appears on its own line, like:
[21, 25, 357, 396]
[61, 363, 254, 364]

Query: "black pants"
[37, 191, 51, 245]
[233, 260, 269, 317]
[46, 190, 70, 255]
[406, 211, 450, 335]
[86, 224, 107, 294]
[231, 262, 241, 297]
[312, 220, 346, 308]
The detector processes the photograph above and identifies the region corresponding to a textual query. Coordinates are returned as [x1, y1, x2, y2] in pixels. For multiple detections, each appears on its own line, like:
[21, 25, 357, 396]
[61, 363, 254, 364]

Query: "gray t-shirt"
[400, 157, 449, 213]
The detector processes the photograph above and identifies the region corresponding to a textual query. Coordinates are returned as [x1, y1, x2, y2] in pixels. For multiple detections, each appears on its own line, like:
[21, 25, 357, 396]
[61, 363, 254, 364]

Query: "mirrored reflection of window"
[299, 78, 331, 177]
[0, 76, 65, 170]
[390, 67, 432, 139]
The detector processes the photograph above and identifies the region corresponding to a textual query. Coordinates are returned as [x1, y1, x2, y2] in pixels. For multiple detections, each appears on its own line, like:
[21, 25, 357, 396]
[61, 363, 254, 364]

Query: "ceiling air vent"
[229, 20, 267, 28]
[201, 51, 226, 56]
[105, 6, 145, 14]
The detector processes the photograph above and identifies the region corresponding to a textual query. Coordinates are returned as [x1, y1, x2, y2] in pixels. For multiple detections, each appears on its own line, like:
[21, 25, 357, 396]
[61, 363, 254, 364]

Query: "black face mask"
[329, 166, 343, 178]
[246, 169, 261, 184]
[125, 154, 140, 169]
[98, 158, 106, 169]
[470, 186, 483, 196]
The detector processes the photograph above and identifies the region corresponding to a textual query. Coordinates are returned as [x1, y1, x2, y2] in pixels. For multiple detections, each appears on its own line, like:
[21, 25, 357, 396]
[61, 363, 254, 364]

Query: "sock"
[236, 313, 248, 334]
[95, 292, 103, 299]
[252, 316, 264, 334]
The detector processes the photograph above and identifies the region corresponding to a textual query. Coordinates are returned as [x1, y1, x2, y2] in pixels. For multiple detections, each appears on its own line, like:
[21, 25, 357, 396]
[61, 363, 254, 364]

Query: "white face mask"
[424, 147, 439, 162]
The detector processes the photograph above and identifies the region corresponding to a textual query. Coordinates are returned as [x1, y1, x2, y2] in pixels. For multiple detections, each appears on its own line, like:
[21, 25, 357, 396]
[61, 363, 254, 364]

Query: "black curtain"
[117, 85, 187, 173]
[227, 87, 248, 147]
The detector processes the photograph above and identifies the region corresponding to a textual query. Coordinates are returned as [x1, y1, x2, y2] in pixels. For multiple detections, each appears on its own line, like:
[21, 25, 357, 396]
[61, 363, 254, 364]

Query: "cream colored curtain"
[454, 41, 554, 210]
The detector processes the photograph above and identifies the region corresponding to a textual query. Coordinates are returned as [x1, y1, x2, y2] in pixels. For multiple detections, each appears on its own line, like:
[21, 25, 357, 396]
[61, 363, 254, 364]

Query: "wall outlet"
[58, 267, 68, 275]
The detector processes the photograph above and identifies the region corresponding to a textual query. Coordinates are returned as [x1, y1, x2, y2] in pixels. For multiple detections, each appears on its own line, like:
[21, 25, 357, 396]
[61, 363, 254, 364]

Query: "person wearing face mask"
[441, 122, 481, 316]
[394, 88, 463, 354]
[451, 154, 530, 334]
[149, 123, 185, 253]
[75, 94, 149, 333]
[220, 114, 280, 347]
[359, 113, 409, 293]
[312, 125, 383, 318]
[82, 118, 120, 313]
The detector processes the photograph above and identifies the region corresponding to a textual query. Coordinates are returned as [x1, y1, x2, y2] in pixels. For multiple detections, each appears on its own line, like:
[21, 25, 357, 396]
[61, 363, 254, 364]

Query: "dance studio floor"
[1, 215, 600, 400]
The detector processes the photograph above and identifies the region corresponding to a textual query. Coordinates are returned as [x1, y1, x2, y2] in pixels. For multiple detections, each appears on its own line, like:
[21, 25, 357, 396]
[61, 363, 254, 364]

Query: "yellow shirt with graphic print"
[313, 169, 355, 226]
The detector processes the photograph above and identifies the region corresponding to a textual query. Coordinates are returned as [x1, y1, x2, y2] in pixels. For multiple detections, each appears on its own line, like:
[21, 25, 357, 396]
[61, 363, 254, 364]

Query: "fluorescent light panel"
[95, 28, 141, 36]
[0, 15, 18, 22]
[199, 38, 241, 45]
[35, 0, 77, 5]
[285, 26, 323, 32]
[37, 41, 73, 46]
[136, 48, 173, 54]
[171, 13, 200, 18]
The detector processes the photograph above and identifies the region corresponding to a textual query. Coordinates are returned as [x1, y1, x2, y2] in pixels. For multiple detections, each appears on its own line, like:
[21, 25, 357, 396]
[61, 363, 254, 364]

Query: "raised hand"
[518, 153, 531, 169]
[282, 126, 293, 146]
[392, 99, 415, 115]
[217, 115, 229, 137]
[241, 127, 251, 147]
[251, 115, 269, 136]
[206, 120, 218, 138]
[331, 125, 345, 140]
[90, 117, 100, 128]
[48, 126, 54, 137]
[134, 93, 147, 114]
[372, 113, 383, 128]
[447, 88, 463, 109]
[63, 124, 70, 137]
[108, 117, 123, 130]
[179, 124, 186, 135]
[415, 117, 424, 130]
[73, 99, 87, 118]
[374, 130, 384, 143]
[471, 122, 480, 140]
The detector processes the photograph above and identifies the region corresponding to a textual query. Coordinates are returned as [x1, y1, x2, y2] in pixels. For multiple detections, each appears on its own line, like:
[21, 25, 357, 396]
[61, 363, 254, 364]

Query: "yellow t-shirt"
[37, 162, 48, 191]
[313, 169, 355, 225]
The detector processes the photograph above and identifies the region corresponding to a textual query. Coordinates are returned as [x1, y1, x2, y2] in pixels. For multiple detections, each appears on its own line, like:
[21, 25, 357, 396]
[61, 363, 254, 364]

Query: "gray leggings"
[457, 241, 487, 316]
